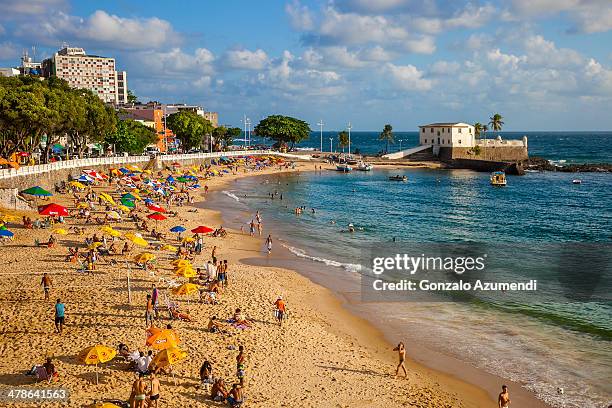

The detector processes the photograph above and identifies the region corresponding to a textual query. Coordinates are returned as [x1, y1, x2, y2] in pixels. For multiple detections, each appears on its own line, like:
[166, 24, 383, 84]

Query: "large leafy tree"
[253, 115, 310, 149]
[379, 124, 394, 153]
[338, 130, 349, 153]
[166, 111, 213, 151]
[105, 119, 157, 154]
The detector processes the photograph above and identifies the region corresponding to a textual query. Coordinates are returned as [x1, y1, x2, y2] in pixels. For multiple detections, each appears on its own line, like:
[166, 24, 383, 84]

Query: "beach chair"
[35, 366, 52, 384]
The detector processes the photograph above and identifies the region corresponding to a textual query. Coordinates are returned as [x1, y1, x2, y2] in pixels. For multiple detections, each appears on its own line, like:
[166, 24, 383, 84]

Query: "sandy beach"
[0, 160, 495, 408]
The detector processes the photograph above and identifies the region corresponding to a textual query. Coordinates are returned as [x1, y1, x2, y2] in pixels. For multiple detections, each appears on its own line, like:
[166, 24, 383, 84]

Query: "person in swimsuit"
[41, 273, 52, 301]
[393, 342, 407, 378]
[211, 378, 228, 402]
[227, 383, 244, 407]
[148, 371, 160, 408]
[131, 373, 147, 408]
[265, 234, 272, 254]
[498, 385, 511, 408]
[236, 345, 246, 387]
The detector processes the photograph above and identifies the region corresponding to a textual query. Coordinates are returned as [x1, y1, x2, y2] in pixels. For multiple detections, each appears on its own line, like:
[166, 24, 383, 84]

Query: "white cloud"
[509, 0, 612, 33]
[285, 0, 314, 30]
[0, 41, 19, 59]
[222, 48, 269, 70]
[487, 48, 527, 70]
[129, 48, 215, 77]
[430, 60, 460, 75]
[384, 63, 432, 91]
[523, 35, 583, 67]
[317, 8, 410, 45]
[0, 0, 66, 17]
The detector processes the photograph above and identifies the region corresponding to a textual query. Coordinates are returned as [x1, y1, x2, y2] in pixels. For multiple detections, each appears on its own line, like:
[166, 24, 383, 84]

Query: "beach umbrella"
[0, 229, 14, 238]
[117, 205, 131, 213]
[119, 168, 130, 174]
[21, 186, 52, 197]
[171, 259, 191, 267]
[135, 252, 156, 264]
[166, 176, 175, 184]
[38, 203, 69, 217]
[161, 244, 178, 252]
[172, 283, 200, 296]
[98, 192, 115, 205]
[100, 226, 121, 237]
[146, 327, 180, 350]
[170, 226, 186, 233]
[125, 164, 142, 172]
[175, 266, 197, 278]
[147, 204, 166, 213]
[181, 236, 195, 243]
[53, 228, 68, 235]
[69, 181, 86, 189]
[106, 211, 121, 220]
[150, 345, 187, 366]
[176, 176, 190, 183]
[93, 403, 122, 408]
[144, 198, 154, 204]
[126, 234, 148, 247]
[147, 212, 167, 221]
[191, 226, 214, 234]
[78, 344, 116, 385]
[83, 169, 104, 180]
[120, 198, 135, 208]
[88, 242, 103, 250]
[77, 174, 94, 183]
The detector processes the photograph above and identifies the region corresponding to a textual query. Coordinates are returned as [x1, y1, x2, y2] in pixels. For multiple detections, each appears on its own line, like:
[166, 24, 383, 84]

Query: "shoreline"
[203, 168, 554, 408]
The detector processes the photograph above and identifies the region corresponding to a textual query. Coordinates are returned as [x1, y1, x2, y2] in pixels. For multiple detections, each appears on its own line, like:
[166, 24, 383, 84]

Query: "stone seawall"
[439, 146, 528, 161]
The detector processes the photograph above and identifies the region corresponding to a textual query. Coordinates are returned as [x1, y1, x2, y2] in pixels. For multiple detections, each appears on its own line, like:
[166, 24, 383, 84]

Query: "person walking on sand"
[41, 273, 52, 301]
[265, 234, 272, 254]
[131, 373, 147, 408]
[148, 371, 161, 408]
[393, 342, 407, 378]
[145, 294, 154, 327]
[151, 284, 159, 318]
[274, 296, 286, 326]
[54, 298, 65, 334]
[498, 385, 511, 408]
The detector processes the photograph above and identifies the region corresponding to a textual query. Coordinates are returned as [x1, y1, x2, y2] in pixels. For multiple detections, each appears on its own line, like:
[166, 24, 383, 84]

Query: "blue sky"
[1, 0, 611, 131]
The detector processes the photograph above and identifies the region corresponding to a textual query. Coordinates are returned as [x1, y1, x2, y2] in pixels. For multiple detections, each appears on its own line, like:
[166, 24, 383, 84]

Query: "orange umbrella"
[146, 327, 180, 350]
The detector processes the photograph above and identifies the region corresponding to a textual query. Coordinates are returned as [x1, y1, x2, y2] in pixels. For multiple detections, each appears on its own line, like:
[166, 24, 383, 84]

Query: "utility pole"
[329, 137, 333, 153]
[317, 119, 324, 153]
[347, 122, 352, 157]
[246, 118, 252, 148]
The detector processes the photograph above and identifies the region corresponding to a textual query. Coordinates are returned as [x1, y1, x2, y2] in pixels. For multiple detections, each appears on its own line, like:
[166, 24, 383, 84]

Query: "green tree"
[488, 113, 504, 133]
[105, 119, 157, 154]
[70, 90, 116, 158]
[338, 130, 349, 153]
[379, 124, 394, 153]
[474, 122, 483, 139]
[127, 89, 138, 104]
[166, 111, 213, 151]
[253, 115, 310, 150]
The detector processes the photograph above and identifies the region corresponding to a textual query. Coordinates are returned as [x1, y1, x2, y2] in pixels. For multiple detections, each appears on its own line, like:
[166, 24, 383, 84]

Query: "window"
[442, 128, 445, 133]
[459, 128, 462, 133]
[422, 128, 425, 133]
[458, 139, 462, 144]
[430, 128, 433, 133]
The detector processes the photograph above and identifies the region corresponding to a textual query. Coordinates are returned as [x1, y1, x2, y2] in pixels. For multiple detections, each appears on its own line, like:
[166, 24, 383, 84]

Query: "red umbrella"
[191, 226, 214, 234]
[172, 162, 181, 167]
[38, 203, 69, 216]
[147, 212, 167, 221]
[147, 204, 166, 213]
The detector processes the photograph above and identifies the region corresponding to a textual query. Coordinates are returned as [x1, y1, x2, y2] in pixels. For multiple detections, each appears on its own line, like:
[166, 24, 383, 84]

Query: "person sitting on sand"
[199, 360, 214, 391]
[43, 357, 58, 379]
[207, 316, 224, 333]
[122, 242, 130, 255]
[118, 343, 130, 360]
[233, 309, 252, 328]
[393, 342, 407, 378]
[211, 378, 228, 402]
[227, 383, 244, 407]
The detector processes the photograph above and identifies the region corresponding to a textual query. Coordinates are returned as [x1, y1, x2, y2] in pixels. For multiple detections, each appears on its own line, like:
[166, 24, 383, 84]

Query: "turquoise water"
[214, 167, 611, 408]
[248, 131, 612, 164]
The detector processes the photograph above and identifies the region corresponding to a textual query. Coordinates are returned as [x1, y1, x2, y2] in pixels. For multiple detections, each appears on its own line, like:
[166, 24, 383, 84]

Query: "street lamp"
[398, 139, 404, 151]
[246, 117, 252, 148]
[329, 137, 333, 153]
[317, 119, 324, 153]
[347, 122, 352, 157]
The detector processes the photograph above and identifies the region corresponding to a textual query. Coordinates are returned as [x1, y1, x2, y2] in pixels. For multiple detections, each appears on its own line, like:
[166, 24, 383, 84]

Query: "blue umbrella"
[166, 176, 175, 183]
[144, 198, 154, 204]
[119, 168, 130, 174]
[170, 226, 186, 233]
[0, 229, 14, 237]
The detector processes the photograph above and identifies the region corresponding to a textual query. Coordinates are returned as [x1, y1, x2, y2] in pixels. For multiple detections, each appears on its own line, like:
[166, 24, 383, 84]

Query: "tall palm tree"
[378, 124, 394, 153]
[474, 122, 483, 139]
[488, 113, 504, 134]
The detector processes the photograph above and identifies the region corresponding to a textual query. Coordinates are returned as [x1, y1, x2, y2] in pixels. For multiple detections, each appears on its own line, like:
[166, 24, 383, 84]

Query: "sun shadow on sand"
[316, 365, 388, 378]
[177, 390, 221, 406]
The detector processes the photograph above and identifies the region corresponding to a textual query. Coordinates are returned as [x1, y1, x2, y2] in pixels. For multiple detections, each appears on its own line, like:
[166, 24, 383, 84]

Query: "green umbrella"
[121, 193, 136, 200]
[21, 186, 53, 197]
[121, 198, 135, 208]
[176, 177, 189, 183]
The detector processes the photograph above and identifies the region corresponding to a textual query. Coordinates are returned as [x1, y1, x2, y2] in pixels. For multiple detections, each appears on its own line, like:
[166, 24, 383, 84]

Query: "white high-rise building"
[42, 46, 128, 104]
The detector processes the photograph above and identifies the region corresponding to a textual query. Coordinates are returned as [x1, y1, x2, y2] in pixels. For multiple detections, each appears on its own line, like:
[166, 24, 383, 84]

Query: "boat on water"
[572, 179, 582, 184]
[357, 161, 373, 171]
[490, 171, 507, 186]
[389, 175, 407, 182]
[336, 163, 352, 172]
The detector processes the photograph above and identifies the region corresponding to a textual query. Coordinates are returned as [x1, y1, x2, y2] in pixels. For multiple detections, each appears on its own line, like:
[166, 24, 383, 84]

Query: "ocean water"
[248, 131, 612, 164]
[212, 166, 611, 408]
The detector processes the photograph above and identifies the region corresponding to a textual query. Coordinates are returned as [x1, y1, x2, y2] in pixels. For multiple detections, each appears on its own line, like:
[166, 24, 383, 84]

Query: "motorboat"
[572, 179, 582, 184]
[389, 175, 407, 181]
[357, 161, 373, 171]
[490, 171, 507, 186]
[336, 163, 352, 172]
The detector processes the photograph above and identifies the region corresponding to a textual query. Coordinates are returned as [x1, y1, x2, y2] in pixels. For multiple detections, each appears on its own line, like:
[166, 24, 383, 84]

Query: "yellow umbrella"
[88, 242, 103, 250]
[107, 211, 121, 220]
[172, 283, 200, 296]
[175, 267, 197, 278]
[77, 202, 88, 209]
[98, 192, 116, 205]
[161, 244, 178, 252]
[135, 252, 156, 263]
[93, 403, 122, 408]
[69, 181, 86, 189]
[78, 345, 116, 385]
[171, 259, 191, 267]
[126, 164, 142, 172]
[53, 228, 68, 235]
[117, 205, 131, 213]
[100, 226, 121, 237]
[181, 237, 195, 243]
[132, 237, 149, 247]
[150, 346, 187, 368]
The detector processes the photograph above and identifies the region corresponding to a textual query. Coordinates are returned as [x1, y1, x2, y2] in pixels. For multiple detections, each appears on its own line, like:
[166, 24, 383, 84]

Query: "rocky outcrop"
[520, 157, 611, 173]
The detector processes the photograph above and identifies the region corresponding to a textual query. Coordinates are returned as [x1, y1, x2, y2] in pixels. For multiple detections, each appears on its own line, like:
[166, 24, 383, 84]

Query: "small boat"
[389, 175, 407, 182]
[572, 179, 582, 184]
[357, 161, 373, 171]
[336, 163, 352, 172]
[490, 171, 507, 186]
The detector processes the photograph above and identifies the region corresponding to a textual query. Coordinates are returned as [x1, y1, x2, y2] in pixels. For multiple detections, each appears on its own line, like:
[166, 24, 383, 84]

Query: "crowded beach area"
[0, 156, 492, 407]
